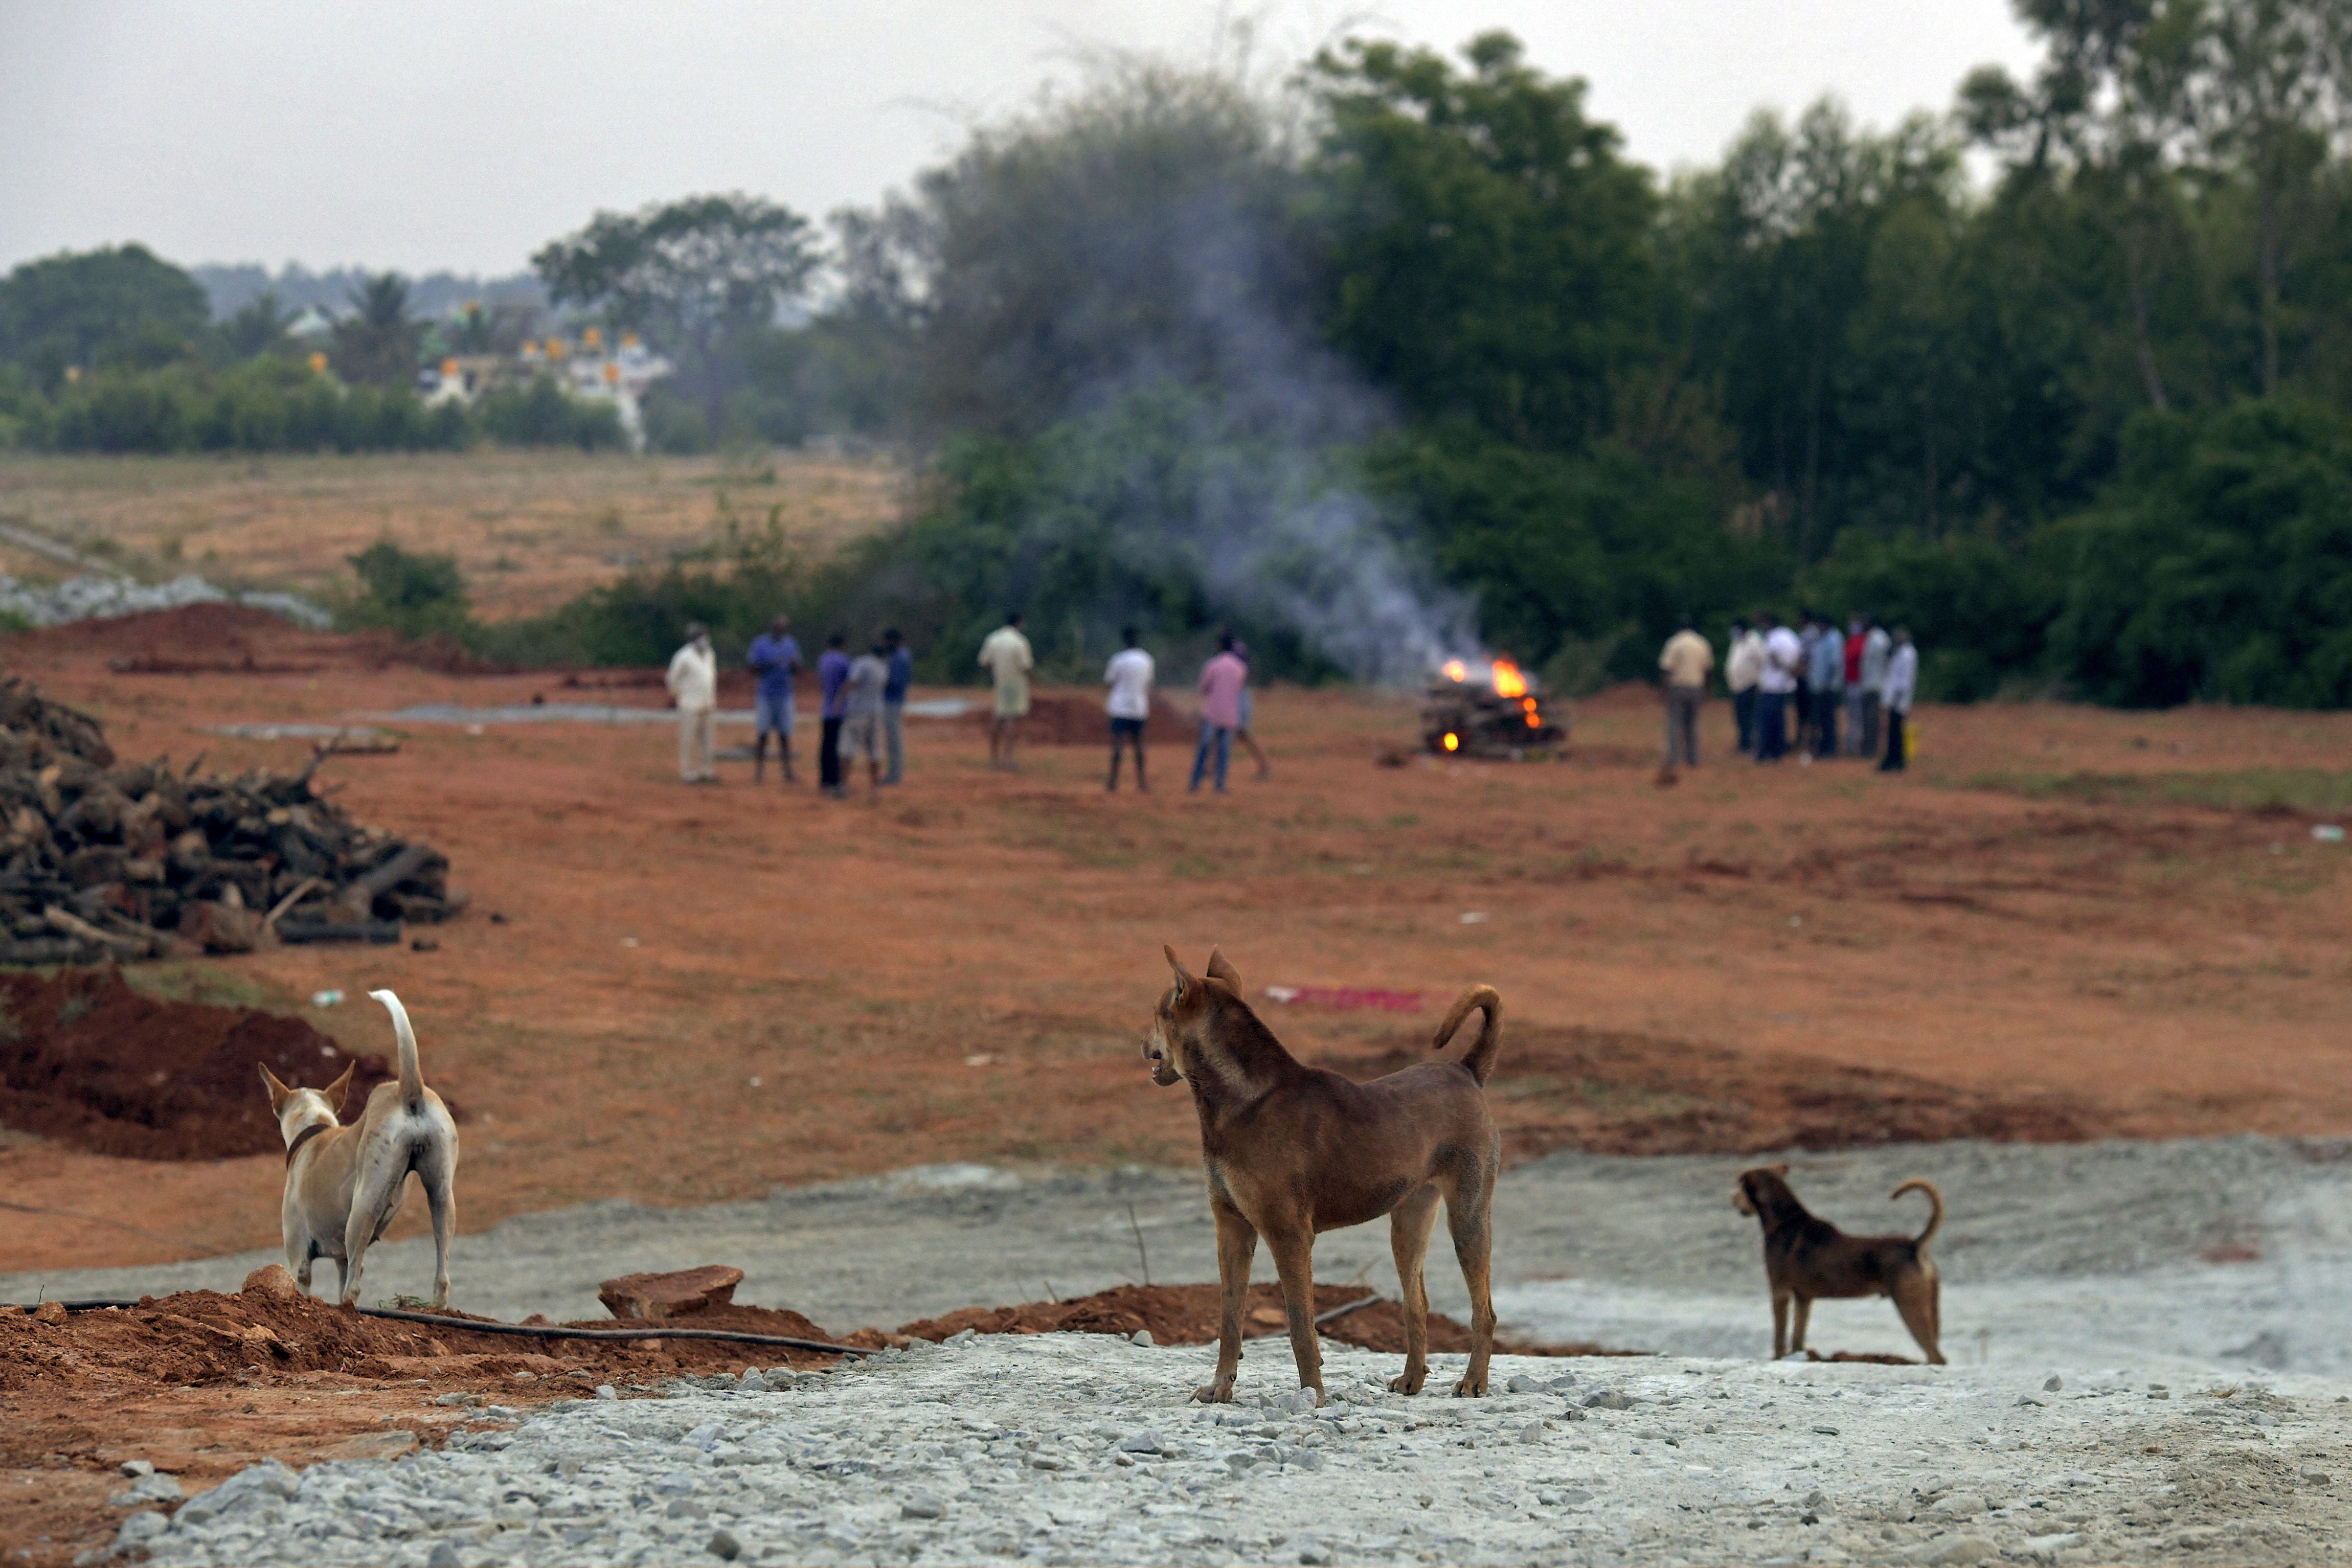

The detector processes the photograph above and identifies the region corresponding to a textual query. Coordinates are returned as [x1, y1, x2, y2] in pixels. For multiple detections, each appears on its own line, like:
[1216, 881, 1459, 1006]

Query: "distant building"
[414, 329, 672, 451]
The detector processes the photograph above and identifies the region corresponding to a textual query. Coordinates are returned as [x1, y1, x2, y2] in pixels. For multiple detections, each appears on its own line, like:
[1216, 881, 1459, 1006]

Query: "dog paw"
[1451, 1376, 1489, 1398]
[1388, 1371, 1427, 1395]
[1192, 1379, 1237, 1404]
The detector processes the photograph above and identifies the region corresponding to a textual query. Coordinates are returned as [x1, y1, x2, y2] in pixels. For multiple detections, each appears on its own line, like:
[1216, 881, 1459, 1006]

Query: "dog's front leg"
[1770, 1289, 1791, 1359]
[1195, 1203, 1257, 1403]
[1263, 1224, 1323, 1406]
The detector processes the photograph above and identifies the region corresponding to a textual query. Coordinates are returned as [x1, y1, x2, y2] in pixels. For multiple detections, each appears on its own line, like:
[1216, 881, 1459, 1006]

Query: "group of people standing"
[665, 616, 912, 797]
[675, 607, 1273, 797]
[1658, 612, 1918, 771]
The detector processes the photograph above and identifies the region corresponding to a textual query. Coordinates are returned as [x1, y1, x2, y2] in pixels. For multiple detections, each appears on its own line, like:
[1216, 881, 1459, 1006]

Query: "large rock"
[598, 1265, 744, 1322]
[241, 1263, 300, 1300]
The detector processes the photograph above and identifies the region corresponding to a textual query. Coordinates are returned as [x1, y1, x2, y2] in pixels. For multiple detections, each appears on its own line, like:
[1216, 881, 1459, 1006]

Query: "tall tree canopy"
[532, 193, 819, 424]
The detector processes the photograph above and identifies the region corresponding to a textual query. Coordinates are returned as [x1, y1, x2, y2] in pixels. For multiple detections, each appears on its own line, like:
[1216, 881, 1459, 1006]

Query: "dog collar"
[284, 1121, 331, 1167]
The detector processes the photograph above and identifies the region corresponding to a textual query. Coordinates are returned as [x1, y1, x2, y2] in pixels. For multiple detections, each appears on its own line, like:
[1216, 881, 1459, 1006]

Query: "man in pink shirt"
[1190, 633, 1249, 792]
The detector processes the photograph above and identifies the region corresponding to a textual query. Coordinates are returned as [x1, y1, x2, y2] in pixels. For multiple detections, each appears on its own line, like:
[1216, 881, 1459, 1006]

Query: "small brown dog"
[260, 989, 459, 1308]
[1145, 946, 1503, 1406]
[1733, 1164, 1945, 1364]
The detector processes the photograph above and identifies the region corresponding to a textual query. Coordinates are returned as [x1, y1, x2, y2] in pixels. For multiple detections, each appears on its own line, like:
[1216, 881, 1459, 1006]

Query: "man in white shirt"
[1858, 619, 1893, 760]
[1103, 626, 1155, 792]
[1754, 611, 1802, 763]
[665, 622, 719, 784]
[1879, 627, 1918, 772]
[1725, 617, 1763, 754]
[977, 611, 1034, 772]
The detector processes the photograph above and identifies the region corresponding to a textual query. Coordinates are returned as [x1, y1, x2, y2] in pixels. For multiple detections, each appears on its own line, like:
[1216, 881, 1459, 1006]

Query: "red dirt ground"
[5, 605, 2352, 1559]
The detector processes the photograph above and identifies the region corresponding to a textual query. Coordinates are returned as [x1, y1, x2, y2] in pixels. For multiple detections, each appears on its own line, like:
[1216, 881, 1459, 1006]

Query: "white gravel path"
[125, 1335, 2352, 1567]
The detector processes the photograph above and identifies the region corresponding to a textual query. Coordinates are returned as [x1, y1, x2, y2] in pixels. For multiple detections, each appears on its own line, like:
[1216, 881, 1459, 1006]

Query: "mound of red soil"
[4, 603, 507, 675]
[583, 1302, 840, 1345]
[0, 1286, 844, 1400]
[891, 1281, 1622, 1358]
[0, 967, 406, 1160]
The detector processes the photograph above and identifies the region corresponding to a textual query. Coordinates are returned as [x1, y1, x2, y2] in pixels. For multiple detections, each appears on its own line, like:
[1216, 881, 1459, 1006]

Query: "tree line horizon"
[3, 3, 2350, 708]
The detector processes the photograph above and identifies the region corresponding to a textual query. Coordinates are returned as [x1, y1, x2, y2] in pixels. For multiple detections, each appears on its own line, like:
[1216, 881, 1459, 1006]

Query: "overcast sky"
[0, 0, 2040, 278]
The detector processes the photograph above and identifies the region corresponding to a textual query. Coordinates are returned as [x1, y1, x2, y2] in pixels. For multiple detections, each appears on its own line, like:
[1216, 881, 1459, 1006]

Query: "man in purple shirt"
[1191, 633, 1249, 793]
[817, 631, 852, 799]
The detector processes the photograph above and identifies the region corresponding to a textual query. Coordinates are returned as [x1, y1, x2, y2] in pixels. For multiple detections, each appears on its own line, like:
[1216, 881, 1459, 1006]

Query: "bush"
[341, 540, 470, 639]
[474, 376, 625, 451]
[1796, 530, 2050, 702]
[2042, 399, 2352, 708]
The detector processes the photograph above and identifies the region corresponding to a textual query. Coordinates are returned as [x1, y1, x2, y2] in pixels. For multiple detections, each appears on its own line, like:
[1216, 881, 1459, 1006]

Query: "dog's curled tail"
[370, 989, 425, 1113]
[1433, 985, 1503, 1084]
[1892, 1178, 1943, 1246]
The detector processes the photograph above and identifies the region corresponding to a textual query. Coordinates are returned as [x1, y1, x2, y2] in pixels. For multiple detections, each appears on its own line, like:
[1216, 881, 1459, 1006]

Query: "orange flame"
[1442, 659, 1468, 684]
[1491, 658, 1528, 699]
[1442, 732, 1460, 752]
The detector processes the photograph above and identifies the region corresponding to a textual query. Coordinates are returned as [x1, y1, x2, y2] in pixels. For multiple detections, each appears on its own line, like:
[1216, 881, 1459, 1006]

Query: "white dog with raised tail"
[259, 988, 460, 1308]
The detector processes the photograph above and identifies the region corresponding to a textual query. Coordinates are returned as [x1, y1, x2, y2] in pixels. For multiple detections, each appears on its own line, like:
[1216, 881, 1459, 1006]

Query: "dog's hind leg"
[1195, 1202, 1257, 1403]
[340, 1146, 413, 1307]
[1387, 1186, 1439, 1395]
[1263, 1222, 1324, 1406]
[1893, 1271, 1945, 1365]
[1443, 1184, 1498, 1397]
[417, 1143, 457, 1311]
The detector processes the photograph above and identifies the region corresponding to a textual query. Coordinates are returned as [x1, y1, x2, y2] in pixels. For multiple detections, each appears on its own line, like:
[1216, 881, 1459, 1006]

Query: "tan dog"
[1733, 1164, 1944, 1364]
[261, 989, 459, 1308]
[1144, 946, 1503, 1406]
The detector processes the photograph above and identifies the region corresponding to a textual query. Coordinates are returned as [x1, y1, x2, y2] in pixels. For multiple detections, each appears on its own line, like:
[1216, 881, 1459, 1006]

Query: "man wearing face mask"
[665, 622, 719, 784]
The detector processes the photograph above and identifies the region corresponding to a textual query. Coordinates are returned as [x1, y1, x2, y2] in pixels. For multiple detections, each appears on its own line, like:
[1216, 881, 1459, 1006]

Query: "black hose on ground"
[6, 1292, 1387, 1353]
[1, 1297, 874, 1357]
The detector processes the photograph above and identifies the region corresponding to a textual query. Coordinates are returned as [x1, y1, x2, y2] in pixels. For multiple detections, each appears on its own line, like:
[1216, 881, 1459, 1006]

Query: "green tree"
[532, 193, 819, 427]
[330, 273, 425, 389]
[1309, 32, 1659, 452]
[0, 245, 209, 390]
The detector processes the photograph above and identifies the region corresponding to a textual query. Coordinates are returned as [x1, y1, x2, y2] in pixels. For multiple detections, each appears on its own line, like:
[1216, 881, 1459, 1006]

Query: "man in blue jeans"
[881, 629, 912, 785]
[1754, 610, 1800, 762]
[745, 614, 800, 785]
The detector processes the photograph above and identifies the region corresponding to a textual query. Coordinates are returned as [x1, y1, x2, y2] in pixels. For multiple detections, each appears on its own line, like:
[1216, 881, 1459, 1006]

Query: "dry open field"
[0, 449, 906, 619]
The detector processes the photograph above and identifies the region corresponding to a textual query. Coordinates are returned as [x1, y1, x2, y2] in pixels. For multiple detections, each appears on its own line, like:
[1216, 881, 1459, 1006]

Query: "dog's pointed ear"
[1163, 944, 1194, 996]
[1204, 948, 1241, 990]
[323, 1060, 356, 1115]
[259, 1063, 291, 1112]
[1767, 1162, 1789, 1177]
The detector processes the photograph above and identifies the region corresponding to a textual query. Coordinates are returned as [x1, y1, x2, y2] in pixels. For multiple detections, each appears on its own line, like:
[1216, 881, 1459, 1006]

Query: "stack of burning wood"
[1421, 658, 1567, 760]
[0, 679, 462, 966]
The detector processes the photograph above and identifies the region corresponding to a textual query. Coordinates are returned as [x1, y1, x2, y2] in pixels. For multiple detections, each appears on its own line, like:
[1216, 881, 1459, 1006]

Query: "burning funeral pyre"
[1422, 658, 1567, 760]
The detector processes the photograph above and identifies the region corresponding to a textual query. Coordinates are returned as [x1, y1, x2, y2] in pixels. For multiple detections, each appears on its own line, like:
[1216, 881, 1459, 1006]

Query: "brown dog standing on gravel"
[1733, 1164, 1945, 1364]
[260, 989, 459, 1309]
[1144, 946, 1504, 1407]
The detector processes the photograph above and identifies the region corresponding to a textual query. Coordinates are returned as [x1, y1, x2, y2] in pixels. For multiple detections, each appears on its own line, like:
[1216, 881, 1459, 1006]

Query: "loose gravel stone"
[137, 1335, 2352, 1567]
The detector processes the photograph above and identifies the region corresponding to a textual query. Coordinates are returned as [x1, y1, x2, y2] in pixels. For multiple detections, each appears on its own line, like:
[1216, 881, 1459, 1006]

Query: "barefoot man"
[978, 610, 1033, 771]
[1104, 625, 1154, 791]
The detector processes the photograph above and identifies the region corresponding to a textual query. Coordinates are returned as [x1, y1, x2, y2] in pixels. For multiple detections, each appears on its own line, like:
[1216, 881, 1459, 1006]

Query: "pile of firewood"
[0, 679, 462, 966]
